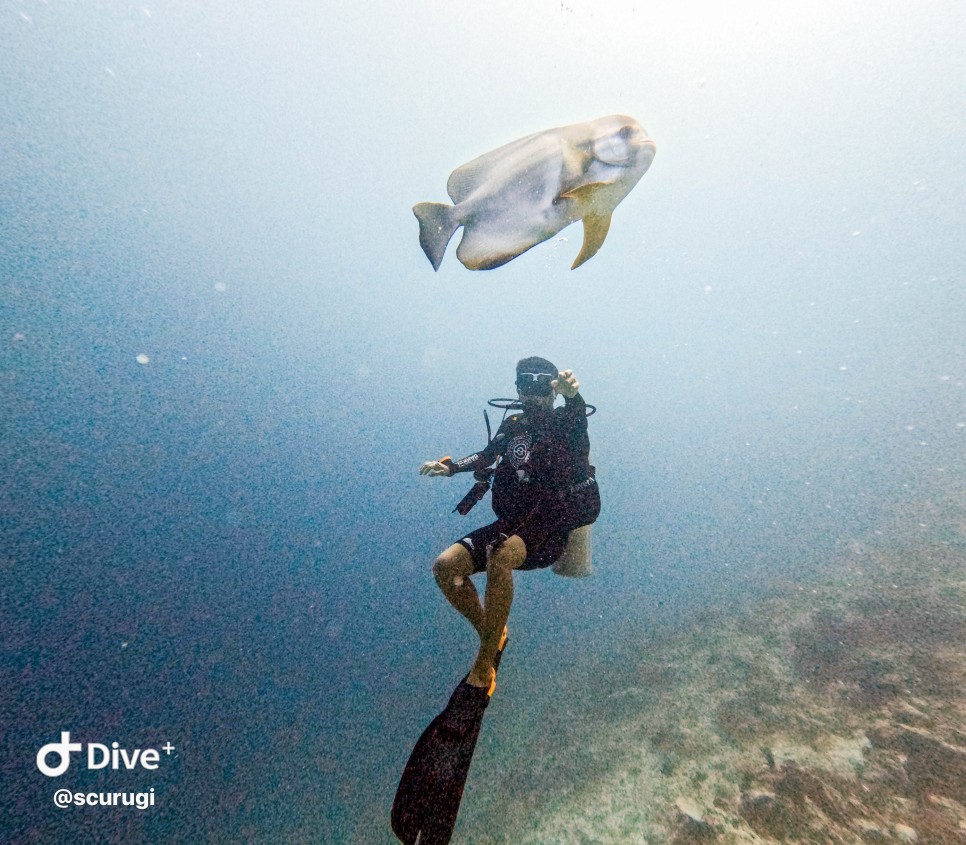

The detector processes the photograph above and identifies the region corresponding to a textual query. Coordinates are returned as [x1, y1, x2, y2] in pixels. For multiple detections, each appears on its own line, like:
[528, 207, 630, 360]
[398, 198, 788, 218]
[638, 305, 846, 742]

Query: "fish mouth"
[595, 130, 656, 165]
[633, 136, 657, 165]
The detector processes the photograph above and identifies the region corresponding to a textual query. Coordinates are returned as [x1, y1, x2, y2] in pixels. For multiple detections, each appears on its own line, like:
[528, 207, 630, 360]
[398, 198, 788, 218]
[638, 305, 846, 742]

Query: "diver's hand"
[419, 460, 452, 477]
[552, 369, 579, 399]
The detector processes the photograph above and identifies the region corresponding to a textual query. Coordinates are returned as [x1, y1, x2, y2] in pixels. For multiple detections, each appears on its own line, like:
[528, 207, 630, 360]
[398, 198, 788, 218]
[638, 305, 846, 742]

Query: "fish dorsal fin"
[571, 212, 612, 270]
[446, 131, 548, 204]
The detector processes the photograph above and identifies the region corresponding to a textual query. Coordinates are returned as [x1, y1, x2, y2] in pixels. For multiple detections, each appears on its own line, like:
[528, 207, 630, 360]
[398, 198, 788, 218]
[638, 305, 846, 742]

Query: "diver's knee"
[433, 544, 472, 583]
[487, 535, 526, 573]
[432, 555, 451, 583]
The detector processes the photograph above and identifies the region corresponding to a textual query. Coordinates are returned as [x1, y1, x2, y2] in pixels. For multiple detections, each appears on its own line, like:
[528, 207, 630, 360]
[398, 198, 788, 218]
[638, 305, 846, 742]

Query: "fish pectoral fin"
[559, 181, 617, 208]
[571, 212, 612, 270]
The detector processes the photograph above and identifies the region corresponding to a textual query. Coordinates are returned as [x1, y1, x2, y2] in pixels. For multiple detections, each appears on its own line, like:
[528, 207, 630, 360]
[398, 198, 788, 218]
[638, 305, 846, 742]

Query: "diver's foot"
[466, 626, 509, 694]
[466, 667, 497, 696]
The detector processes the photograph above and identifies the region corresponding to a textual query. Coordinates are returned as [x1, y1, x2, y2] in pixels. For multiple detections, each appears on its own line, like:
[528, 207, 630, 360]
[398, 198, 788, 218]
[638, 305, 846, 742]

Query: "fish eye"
[619, 125, 633, 139]
[596, 132, 630, 164]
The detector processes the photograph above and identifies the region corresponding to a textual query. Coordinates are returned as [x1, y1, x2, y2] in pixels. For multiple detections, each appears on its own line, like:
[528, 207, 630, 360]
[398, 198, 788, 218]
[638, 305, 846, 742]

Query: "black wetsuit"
[450, 393, 600, 571]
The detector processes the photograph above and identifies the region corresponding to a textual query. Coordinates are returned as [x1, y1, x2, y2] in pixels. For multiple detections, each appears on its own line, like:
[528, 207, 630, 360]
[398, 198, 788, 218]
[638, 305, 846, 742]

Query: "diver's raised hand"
[419, 459, 452, 477]
[552, 369, 579, 398]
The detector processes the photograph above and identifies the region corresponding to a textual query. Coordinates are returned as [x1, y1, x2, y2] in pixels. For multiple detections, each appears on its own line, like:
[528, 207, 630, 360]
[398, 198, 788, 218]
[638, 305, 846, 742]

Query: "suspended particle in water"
[136, 354, 150, 365]
[213, 282, 227, 292]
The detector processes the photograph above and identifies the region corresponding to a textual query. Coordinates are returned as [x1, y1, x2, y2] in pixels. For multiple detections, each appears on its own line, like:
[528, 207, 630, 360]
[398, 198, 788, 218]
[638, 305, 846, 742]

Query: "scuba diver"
[419, 356, 601, 693]
[393, 356, 599, 844]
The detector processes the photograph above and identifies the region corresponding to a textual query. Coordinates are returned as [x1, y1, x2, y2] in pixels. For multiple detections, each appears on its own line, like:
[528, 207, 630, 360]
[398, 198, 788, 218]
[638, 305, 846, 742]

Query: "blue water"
[2, 2, 964, 842]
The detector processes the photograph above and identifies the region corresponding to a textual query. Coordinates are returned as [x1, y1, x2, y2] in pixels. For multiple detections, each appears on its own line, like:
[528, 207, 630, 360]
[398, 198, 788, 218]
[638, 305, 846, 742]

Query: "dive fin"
[413, 202, 460, 271]
[392, 631, 509, 844]
[391, 680, 490, 844]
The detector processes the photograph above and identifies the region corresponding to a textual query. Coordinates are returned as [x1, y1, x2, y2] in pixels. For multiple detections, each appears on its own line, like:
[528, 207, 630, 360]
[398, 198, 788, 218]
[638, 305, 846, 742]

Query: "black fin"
[391, 680, 490, 844]
[392, 634, 508, 844]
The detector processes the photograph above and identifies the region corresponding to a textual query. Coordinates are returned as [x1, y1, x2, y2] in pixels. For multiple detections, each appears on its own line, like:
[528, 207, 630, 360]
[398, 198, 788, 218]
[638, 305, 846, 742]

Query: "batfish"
[413, 114, 656, 271]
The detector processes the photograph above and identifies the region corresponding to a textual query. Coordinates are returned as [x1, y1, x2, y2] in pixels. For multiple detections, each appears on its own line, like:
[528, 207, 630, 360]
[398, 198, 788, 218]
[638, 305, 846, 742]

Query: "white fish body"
[414, 115, 656, 271]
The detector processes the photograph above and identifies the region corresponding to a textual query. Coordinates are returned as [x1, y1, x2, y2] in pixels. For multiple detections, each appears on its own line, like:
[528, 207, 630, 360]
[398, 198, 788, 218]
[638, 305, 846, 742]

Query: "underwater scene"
[2, 1, 964, 843]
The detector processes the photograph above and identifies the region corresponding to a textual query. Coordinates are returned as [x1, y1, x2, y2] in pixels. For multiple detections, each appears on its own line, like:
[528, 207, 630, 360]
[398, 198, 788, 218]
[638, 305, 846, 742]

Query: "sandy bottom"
[455, 499, 966, 844]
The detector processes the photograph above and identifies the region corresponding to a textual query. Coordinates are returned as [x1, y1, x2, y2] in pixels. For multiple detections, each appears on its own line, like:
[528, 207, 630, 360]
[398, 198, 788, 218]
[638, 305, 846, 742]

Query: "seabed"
[458, 497, 966, 844]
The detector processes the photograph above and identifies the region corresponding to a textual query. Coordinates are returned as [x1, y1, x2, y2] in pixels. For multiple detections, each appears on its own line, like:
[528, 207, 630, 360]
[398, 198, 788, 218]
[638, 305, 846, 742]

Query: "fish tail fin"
[413, 202, 459, 271]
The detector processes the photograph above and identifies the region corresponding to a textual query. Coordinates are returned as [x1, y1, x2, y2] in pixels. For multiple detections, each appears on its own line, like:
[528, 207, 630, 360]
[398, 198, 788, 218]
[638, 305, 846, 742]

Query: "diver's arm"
[564, 392, 586, 411]
[420, 432, 501, 477]
[562, 395, 590, 441]
[447, 433, 502, 474]
[561, 391, 589, 432]
[418, 453, 487, 477]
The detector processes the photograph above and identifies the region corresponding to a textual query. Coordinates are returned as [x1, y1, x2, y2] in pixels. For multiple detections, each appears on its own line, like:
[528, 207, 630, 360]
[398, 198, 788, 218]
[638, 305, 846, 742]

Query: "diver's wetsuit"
[449, 393, 600, 572]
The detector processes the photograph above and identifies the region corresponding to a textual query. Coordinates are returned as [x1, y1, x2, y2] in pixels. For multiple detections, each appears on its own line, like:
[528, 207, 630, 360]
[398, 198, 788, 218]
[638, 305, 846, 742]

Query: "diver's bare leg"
[433, 544, 484, 635]
[467, 535, 526, 688]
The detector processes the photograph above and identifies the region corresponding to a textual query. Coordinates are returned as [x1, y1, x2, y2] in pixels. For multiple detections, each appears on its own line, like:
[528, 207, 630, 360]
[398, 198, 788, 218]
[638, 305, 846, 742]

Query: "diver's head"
[515, 356, 557, 408]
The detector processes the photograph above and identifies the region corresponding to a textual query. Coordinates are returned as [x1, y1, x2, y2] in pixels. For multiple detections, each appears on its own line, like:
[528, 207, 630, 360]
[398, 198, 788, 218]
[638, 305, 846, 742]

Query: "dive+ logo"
[36, 732, 176, 777]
